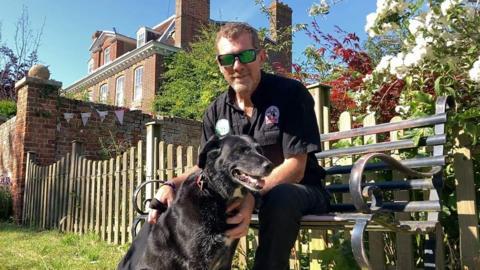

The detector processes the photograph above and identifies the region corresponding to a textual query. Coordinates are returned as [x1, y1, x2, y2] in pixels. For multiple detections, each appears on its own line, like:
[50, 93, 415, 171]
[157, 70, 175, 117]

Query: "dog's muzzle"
[232, 168, 266, 191]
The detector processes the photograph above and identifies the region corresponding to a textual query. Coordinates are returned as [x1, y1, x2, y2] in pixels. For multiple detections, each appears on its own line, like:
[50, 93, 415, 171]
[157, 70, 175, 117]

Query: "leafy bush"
[0, 99, 16, 118]
[0, 186, 13, 221]
[153, 24, 227, 120]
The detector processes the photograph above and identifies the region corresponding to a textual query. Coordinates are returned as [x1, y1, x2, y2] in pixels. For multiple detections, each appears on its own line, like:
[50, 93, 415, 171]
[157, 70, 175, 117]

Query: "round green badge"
[215, 119, 230, 136]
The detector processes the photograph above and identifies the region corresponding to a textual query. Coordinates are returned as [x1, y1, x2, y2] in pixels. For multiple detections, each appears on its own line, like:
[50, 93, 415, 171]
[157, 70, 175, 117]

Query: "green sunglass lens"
[239, 50, 256, 63]
[218, 50, 257, 66]
[219, 54, 235, 66]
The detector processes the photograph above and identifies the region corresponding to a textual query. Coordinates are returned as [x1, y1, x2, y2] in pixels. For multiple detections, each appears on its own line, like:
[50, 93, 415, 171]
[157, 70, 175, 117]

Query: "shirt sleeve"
[281, 82, 322, 158]
[198, 102, 217, 162]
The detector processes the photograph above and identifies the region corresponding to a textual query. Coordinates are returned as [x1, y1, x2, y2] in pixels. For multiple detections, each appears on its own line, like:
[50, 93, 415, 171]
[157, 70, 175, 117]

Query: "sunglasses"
[217, 49, 258, 67]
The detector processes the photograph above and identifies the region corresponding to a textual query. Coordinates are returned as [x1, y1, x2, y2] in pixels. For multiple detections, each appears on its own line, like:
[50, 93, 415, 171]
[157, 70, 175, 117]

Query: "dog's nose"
[262, 161, 274, 173]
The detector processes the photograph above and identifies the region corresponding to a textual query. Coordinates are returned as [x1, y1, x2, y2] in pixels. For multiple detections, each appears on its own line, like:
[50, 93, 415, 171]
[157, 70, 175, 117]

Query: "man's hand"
[147, 184, 175, 224]
[225, 193, 255, 239]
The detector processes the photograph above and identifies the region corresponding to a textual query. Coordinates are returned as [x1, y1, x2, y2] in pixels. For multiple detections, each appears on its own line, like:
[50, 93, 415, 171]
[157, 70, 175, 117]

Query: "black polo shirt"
[199, 72, 325, 185]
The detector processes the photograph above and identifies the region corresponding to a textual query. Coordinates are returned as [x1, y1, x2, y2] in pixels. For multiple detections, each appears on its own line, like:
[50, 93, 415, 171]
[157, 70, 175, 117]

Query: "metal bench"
[133, 96, 454, 270]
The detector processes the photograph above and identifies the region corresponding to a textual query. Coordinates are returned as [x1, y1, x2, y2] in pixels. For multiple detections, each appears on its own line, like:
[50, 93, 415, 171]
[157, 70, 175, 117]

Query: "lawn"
[0, 222, 128, 269]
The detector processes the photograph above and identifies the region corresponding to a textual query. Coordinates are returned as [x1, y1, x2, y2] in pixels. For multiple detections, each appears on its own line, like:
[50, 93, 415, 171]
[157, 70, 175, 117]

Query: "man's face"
[216, 33, 266, 96]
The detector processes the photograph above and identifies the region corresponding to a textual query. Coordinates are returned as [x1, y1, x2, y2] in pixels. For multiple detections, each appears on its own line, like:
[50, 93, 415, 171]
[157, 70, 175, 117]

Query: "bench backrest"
[316, 96, 454, 220]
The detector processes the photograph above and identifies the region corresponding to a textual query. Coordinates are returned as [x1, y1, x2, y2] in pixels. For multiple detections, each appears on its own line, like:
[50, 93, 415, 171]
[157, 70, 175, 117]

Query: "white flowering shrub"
[363, 0, 480, 135]
[362, 1, 480, 267]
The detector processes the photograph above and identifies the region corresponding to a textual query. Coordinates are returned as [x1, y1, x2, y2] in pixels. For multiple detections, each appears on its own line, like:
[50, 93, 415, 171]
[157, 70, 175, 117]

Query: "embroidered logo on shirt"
[265, 105, 280, 125]
[215, 119, 230, 136]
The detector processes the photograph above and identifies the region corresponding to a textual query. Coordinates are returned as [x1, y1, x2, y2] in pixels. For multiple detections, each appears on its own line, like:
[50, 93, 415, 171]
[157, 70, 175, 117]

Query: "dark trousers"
[252, 183, 330, 270]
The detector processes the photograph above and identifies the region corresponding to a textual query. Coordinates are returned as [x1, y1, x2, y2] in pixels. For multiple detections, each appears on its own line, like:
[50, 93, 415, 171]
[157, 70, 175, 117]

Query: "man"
[149, 22, 330, 270]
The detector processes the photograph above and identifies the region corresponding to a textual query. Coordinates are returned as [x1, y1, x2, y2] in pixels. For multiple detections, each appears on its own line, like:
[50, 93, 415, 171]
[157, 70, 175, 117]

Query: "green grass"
[0, 222, 129, 269]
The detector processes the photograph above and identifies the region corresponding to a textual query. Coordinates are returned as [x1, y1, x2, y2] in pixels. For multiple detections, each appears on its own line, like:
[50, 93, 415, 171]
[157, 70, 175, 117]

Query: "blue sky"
[0, 0, 376, 87]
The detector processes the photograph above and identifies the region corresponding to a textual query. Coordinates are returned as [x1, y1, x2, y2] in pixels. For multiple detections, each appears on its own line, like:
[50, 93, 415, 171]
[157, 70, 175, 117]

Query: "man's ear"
[258, 49, 267, 65]
[198, 135, 221, 169]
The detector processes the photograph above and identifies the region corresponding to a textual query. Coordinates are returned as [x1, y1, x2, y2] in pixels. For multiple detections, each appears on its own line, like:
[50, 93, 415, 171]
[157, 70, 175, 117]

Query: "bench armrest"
[349, 152, 442, 213]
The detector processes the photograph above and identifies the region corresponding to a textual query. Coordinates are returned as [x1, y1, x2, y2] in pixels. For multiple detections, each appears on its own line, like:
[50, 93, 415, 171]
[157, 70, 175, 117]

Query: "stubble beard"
[229, 75, 257, 96]
[231, 82, 251, 95]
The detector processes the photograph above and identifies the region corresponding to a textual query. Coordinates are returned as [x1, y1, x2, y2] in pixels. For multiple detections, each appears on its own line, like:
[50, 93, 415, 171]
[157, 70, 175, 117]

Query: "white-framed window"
[134, 66, 143, 102]
[88, 90, 94, 102]
[104, 47, 111, 65]
[99, 84, 108, 103]
[137, 28, 146, 48]
[88, 59, 94, 74]
[115, 76, 125, 106]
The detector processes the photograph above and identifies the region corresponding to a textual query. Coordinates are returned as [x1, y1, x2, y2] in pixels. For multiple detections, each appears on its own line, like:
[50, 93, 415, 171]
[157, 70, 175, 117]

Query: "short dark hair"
[215, 22, 261, 52]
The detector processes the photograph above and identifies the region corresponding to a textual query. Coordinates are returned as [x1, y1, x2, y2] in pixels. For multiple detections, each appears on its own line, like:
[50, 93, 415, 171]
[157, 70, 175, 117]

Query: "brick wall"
[156, 116, 202, 146]
[0, 116, 16, 184]
[116, 40, 137, 58]
[92, 50, 100, 70]
[88, 53, 164, 112]
[10, 75, 201, 222]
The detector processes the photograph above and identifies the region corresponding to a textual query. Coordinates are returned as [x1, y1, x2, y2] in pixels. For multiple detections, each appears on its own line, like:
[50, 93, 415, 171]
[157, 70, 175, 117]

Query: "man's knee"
[259, 183, 303, 220]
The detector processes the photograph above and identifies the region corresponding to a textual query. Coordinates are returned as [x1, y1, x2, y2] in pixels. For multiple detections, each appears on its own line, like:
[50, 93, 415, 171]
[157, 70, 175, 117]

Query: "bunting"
[114, 109, 125, 125]
[80, 112, 91, 126]
[96, 110, 108, 122]
[63, 113, 74, 123]
[60, 108, 129, 126]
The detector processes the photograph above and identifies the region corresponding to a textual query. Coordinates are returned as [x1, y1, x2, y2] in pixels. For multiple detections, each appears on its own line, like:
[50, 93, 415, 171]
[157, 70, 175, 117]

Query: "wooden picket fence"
[21, 138, 197, 245]
[21, 111, 478, 269]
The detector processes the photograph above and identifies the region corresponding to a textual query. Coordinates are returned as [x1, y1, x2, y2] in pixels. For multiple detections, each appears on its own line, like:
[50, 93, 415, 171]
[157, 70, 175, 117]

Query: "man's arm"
[260, 153, 307, 194]
[147, 165, 200, 224]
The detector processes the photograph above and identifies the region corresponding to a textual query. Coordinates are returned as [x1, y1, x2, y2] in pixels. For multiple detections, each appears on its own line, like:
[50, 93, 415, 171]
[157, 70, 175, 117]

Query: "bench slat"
[326, 178, 433, 193]
[317, 134, 446, 159]
[329, 200, 440, 213]
[320, 113, 447, 142]
[324, 155, 445, 175]
[250, 214, 437, 233]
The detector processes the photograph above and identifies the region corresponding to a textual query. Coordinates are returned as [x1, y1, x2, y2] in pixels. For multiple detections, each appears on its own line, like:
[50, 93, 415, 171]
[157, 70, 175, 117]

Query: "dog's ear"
[198, 135, 221, 169]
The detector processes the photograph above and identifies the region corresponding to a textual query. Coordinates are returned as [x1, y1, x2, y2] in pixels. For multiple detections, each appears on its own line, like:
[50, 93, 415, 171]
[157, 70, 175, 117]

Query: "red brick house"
[64, 0, 292, 113]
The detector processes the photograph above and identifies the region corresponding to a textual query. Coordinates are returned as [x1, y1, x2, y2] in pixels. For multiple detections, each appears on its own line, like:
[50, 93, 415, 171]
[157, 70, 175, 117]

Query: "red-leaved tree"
[292, 20, 404, 129]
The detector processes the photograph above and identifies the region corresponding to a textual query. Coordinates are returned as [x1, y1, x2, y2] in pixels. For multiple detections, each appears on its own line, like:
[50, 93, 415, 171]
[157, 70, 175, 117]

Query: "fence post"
[145, 121, 161, 200]
[363, 114, 386, 269]
[22, 151, 36, 225]
[66, 140, 83, 232]
[453, 133, 480, 269]
[307, 83, 331, 136]
[390, 116, 414, 269]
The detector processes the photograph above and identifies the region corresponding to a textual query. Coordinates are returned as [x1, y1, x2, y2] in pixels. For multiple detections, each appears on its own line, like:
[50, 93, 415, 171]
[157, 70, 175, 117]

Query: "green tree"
[152, 24, 227, 120]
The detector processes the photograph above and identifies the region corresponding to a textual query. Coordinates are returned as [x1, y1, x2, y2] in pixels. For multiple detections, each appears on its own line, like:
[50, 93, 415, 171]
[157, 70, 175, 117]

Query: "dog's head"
[198, 135, 273, 196]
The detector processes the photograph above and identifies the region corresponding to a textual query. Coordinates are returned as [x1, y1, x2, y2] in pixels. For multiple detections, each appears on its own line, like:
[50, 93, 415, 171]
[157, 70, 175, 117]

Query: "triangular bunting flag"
[64, 113, 74, 123]
[96, 110, 108, 122]
[114, 109, 125, 125]
[81, 112, 91, 126]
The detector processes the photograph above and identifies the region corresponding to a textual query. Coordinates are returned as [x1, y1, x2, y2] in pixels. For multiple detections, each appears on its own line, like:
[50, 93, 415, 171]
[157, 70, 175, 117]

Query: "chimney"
[269, 1, 292, 71]
[175, 0, 210, 49]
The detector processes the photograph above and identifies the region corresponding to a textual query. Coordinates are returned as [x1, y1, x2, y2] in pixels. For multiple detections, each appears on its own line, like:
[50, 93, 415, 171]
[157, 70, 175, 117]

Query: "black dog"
[118, 135, 273, 270]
